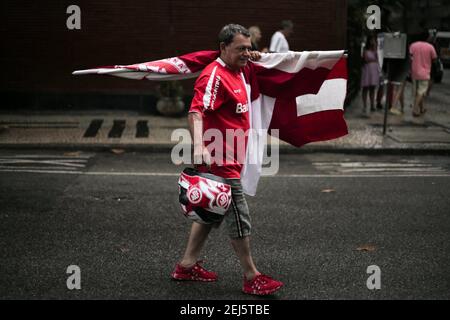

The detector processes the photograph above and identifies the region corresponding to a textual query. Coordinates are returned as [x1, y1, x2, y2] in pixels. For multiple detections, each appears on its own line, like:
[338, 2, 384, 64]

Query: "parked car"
[435, 31, 450, 68]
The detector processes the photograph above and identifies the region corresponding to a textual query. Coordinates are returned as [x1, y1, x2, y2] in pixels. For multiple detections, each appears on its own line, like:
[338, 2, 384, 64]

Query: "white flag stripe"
[296, 79, 346, 116]
[254, 50, 345, 73]
[241, 94, 276, 196]
[73, 69, 200, 81]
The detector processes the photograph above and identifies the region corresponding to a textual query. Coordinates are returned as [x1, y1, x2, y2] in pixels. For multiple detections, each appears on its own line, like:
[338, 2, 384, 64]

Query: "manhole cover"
[387, 127, 450, 143]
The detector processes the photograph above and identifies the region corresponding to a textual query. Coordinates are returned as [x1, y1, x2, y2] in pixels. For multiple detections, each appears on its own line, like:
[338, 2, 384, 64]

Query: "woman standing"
[361, 35, 381, 116]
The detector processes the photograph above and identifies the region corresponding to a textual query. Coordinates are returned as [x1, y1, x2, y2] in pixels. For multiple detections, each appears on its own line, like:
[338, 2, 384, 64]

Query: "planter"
[156, 96, 185, 116]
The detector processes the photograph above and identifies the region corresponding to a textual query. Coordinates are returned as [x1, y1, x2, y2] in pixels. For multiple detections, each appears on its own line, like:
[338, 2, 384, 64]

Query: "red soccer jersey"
[189, 58, 250, 179]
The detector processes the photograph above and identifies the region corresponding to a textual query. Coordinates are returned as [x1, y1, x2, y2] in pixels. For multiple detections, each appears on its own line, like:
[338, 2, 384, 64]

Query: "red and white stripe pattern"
[202, 65, 220, 110]
[73, 50, 347, 195]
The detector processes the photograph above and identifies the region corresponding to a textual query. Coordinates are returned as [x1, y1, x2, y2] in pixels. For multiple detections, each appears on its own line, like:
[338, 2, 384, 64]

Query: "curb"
[1, 143, 449, 155]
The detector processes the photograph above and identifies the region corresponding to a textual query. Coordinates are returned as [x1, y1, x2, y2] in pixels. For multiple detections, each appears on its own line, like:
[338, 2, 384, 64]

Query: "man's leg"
[413, 80, 427, 116]
[230, 236, 259, 280]
[171, 221, 217, 282]
[225, 179, 283, 295]
[369, 86, 375, 111]
[231, 236, 283, 296]
[376, 83, 384, 109]
[180, 222, 213, 267]
[399, 81, 406, 112]
[413, 93, 425, 116]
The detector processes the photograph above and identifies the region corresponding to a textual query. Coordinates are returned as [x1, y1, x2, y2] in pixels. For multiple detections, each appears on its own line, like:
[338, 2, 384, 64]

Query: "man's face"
[220, 33, 252, 71]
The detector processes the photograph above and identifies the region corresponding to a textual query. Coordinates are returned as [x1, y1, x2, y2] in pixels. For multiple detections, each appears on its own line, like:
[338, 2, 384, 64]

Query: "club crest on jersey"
[236, 103, 248, 114]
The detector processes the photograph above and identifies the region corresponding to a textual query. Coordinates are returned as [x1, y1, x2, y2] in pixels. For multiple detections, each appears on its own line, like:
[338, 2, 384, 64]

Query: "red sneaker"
[242, 274, 283, 295]
[170, 261, 218, 282]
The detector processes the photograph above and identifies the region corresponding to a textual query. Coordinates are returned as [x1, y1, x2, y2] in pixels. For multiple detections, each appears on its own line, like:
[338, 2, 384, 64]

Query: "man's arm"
[188, 112, 210, 168]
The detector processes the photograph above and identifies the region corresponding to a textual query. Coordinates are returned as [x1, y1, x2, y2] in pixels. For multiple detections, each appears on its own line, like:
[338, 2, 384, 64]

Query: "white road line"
[273, 174, 450, 178]
[0, 159, 88, 163]
[337, 168, 446, 173]
[0, 166, 79, 171]
[0, 155, 93, 159]
[0, 169, 83, 174]
[0, 160, 87, 168]
[0, 169, 449, 178]
[314, 163, 437, 168]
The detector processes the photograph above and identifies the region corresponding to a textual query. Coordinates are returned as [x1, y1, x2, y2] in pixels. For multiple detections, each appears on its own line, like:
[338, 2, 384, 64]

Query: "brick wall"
[1, 0, 347, 95]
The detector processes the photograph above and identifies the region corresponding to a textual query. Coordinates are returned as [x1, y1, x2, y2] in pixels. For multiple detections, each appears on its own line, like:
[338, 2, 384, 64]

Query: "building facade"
[1, 0, 347, 108]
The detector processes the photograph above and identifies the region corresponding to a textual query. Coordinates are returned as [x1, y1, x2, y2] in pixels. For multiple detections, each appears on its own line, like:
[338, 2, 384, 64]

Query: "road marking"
[0, 166, 79, 171]
[313, 161, 448, 174]
[0, 169, 449, 178]
[108, 120, 126, 138]
[0, 155, 92, 172]
[83, 119, 150, 139]
[0, 159, 88, 168]
[83, 119, 103, 138]
[136, 120, 149, 138]
[0, 155, 92, 159]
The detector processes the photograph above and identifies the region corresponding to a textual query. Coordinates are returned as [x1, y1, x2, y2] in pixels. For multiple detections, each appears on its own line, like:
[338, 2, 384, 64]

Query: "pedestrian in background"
[360, 35, 381, 116]
[409, 31, 438, 117]
[426, 30, 441, 97]
[388, 56, 410, 115]
[269, 20, 294, 53]
[249, 26, 268, 52]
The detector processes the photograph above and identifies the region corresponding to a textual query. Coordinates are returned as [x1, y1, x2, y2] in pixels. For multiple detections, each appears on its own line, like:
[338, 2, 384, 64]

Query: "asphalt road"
[0, 150, 449, 300]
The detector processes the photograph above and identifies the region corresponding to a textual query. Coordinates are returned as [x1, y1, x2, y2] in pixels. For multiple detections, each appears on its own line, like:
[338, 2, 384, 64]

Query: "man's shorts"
[217, 178, 251, 239]
[412, 79, 429, 97]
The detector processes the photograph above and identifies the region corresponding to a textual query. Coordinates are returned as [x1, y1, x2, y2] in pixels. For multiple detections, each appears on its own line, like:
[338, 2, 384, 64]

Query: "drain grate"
[83, 119, 103, 137]
[387, 127, 450, 143]
[135, 120, 149, 138]
[108, 120, 126, 138]
[82, 119, 150, 139]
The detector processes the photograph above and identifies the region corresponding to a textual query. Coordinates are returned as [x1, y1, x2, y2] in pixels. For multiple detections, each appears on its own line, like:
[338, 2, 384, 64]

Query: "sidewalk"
[1, 77, 449, 154]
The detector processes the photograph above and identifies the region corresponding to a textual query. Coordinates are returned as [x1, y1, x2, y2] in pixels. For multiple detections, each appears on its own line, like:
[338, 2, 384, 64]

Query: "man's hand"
[193, 145, 211, 169]
[249, 51, 262, 61]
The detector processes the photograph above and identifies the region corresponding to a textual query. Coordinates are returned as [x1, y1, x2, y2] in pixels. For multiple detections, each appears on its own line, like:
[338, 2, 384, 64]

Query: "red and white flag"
[73, 50, 348, 195]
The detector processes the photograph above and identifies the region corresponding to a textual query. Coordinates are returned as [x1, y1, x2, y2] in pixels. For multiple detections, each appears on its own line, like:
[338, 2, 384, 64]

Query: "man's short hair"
[281, 20, 294, 30]
[218, 24, 250, 46]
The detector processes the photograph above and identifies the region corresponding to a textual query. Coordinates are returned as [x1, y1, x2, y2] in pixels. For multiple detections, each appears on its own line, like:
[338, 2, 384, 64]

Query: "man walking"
[269, 20, 294, 53]
[409, 32, 438, 117]
[170, 24, 284, 296]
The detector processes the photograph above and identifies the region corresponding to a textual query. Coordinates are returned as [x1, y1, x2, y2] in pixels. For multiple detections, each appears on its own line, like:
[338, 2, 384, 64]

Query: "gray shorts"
[221, 179, 251, 239]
